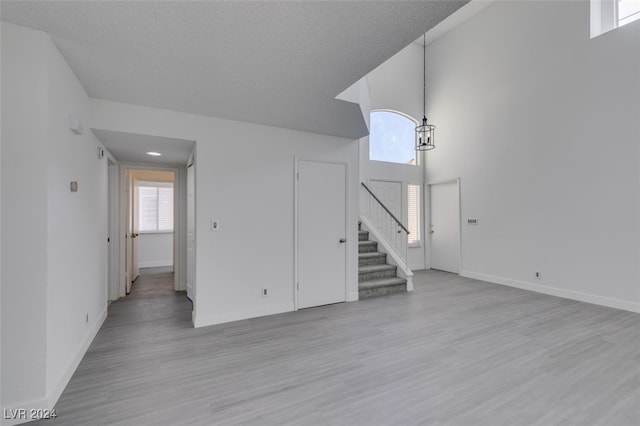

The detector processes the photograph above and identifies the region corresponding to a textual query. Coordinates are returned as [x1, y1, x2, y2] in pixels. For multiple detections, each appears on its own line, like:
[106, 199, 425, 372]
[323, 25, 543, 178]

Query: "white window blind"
[618, 0, 640, 26]
[138, 182, 173, 232]
[158, 187, 173, 231]
[408, 184, 421, 245]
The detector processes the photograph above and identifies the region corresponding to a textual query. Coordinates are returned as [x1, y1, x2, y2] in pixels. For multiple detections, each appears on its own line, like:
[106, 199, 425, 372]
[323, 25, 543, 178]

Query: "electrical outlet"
[262, 288, 268, 297]
[211, 220, 220, 231]
[535, 272, 541, 279]
[467, 218, 478, 225]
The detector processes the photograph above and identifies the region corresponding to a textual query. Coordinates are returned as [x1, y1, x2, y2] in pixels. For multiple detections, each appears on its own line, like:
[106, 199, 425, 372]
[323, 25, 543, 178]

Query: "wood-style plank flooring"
[34, 270, 640, 425]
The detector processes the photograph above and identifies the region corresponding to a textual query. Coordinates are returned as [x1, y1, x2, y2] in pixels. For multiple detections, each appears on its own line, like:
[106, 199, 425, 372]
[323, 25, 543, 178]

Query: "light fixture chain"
[423, 33, 426, 117]
[415, 31, 435, 152]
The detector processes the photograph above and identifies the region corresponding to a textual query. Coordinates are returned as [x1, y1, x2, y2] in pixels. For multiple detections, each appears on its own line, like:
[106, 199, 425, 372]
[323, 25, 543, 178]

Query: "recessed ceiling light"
[146, 151, 162, 157]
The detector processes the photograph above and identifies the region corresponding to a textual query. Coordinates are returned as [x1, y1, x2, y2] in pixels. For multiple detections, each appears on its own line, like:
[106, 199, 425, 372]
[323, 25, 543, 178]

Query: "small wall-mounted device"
[68, 115, 83, 135]
[97, 147, 105, 159]
[211, 220, 220, 231]
[467, 218, 478, 225]
[70, 181, 78, 192]
[262, 288, 268, 297]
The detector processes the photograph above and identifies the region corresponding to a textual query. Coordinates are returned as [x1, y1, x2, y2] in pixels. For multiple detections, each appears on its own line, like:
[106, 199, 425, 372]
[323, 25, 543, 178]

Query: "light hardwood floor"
[34, 270, 639, 425]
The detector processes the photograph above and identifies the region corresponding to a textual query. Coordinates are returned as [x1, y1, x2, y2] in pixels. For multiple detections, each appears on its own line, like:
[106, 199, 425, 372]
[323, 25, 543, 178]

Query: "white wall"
[89, 99, 360, 327]
[138, 233, 173, 268]
[359, 43, 428, 269]
[1, 22, 109, 420]
[426, 1, 640, 311]
[1, 22, 49, 413]
[0, 19, 3, 412]
[45, 27, 109, 401]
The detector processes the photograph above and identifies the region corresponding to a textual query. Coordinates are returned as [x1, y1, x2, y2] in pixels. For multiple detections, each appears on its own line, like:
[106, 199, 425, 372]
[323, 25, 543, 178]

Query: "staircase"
[358, 223, 407, 299]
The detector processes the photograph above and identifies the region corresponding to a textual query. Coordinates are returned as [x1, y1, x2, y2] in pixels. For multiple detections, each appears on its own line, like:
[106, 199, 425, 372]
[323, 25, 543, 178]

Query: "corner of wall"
[193, 303, 294, 328]
[1, 21, 50, 415]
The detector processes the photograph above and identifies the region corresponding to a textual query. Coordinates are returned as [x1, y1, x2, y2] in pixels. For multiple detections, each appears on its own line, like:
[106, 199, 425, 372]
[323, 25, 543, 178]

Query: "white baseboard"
[193, 302, 294, 328]
[2, 307, 108, 426]
[138, 261, 173, 268]
[460, 270, 640, 313]
[48, 306, 108, 407]
[347, 290, 359, 302]
[409, 263, 425, 271]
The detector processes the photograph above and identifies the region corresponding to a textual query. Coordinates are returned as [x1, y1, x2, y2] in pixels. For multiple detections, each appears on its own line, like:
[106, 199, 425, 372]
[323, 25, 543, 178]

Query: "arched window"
[369, 110, 417, 165]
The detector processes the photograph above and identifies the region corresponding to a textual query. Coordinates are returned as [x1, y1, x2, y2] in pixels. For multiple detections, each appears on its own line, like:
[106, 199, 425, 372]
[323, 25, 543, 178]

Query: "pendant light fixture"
[416, 33, 435, 151]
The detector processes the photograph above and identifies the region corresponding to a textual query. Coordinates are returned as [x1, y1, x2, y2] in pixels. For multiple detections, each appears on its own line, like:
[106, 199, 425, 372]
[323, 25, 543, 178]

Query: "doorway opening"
[126, 168, 176, 294]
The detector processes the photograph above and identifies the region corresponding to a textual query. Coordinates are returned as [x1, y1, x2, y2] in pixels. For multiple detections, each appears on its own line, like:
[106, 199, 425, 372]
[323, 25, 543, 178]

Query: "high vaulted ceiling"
[1, 1, 468, 139]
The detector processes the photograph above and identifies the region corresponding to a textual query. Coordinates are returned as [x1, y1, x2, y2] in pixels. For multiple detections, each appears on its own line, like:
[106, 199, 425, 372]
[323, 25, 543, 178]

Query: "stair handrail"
[360, 182, 409, 234]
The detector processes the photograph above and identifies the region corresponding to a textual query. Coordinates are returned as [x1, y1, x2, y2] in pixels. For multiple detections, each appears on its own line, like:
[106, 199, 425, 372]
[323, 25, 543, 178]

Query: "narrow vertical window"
[592, 0, 640, 38]
[408, 184, 421, 245]
[618, 0, 640, 26]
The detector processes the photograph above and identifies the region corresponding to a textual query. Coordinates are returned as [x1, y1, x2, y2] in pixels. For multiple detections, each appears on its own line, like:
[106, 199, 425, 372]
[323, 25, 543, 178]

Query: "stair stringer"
[359, 215, 413, 291]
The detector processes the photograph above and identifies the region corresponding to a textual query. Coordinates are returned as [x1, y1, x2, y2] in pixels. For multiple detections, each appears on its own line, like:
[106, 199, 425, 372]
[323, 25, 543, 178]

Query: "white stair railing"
[360, 182, 409, 262]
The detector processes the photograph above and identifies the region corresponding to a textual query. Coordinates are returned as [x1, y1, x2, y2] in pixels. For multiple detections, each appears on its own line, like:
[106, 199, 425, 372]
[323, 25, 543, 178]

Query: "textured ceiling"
[92, 129, 195, 167]
[1, 1, 468, 140]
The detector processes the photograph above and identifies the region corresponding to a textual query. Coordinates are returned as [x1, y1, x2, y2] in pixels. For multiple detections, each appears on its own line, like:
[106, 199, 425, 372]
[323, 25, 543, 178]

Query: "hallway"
[109, 271, 189, 325]
[32, 272, 194, 425]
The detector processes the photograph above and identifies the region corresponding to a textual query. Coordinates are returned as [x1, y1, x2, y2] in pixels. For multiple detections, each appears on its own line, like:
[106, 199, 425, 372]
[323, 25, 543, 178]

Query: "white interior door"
[298, 160, 346, 309]
[126, 175, 140, 293]
[132, 179, 140, 281]
[430, 181, 459, 273]
[131, 179, 140, 282]
[125, 170, 132, 293]
[369, 180, 402, 226]
[186, 163, 195, 301]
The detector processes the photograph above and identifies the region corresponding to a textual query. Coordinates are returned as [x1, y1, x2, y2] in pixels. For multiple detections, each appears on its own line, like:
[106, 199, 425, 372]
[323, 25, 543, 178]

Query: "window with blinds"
[138, 182, 174, 232]
[618, 0, 640, 26]
[407, 184, 421, 246]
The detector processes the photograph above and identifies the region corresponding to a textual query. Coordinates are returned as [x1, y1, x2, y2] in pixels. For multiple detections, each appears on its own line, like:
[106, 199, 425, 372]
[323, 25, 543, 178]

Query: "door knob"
[339, 238, 346, 243]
